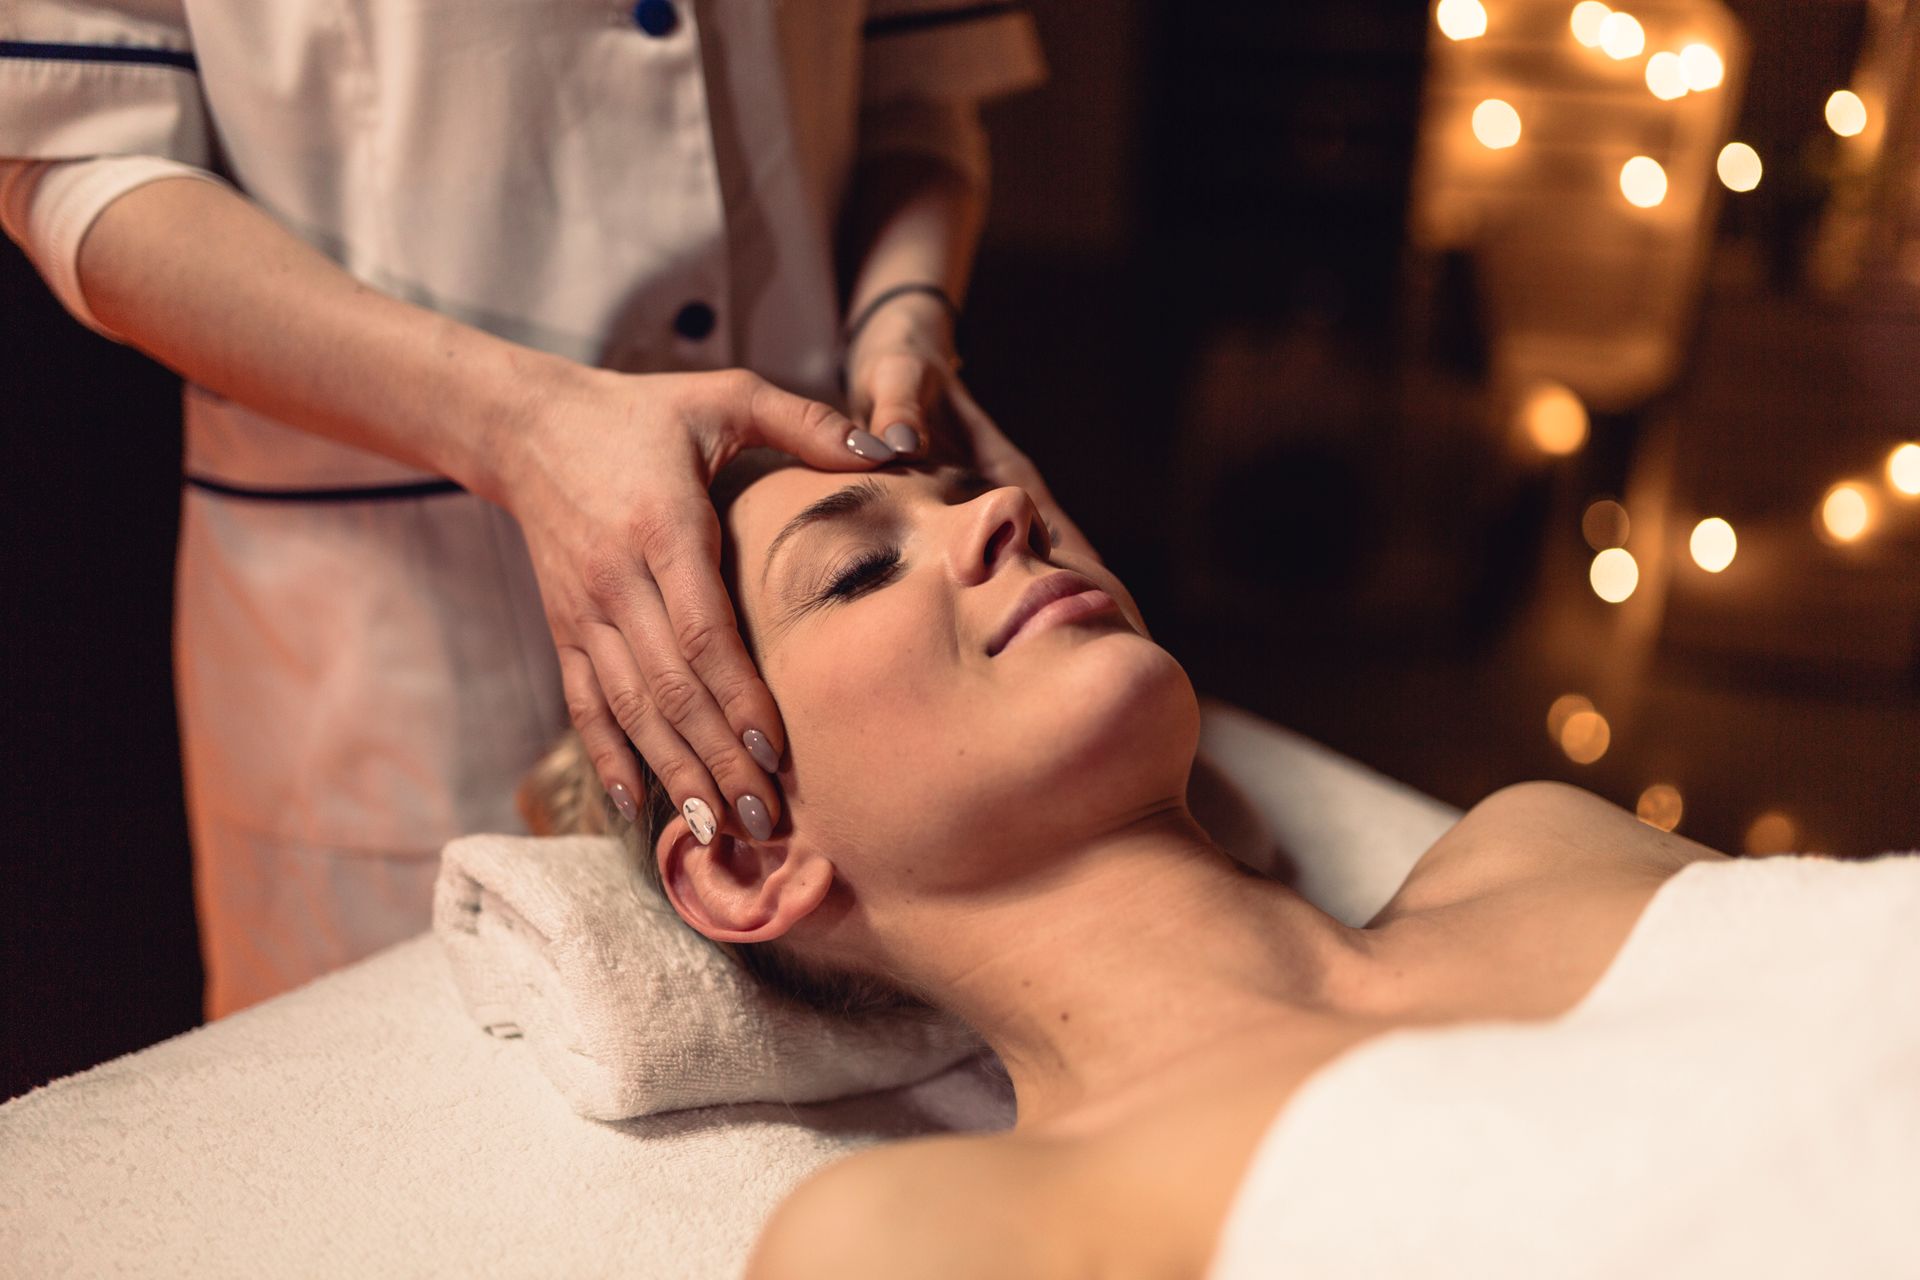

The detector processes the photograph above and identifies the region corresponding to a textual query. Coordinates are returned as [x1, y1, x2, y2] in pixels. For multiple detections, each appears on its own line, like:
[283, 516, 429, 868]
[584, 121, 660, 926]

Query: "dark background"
[6, 0, 1916, 1100]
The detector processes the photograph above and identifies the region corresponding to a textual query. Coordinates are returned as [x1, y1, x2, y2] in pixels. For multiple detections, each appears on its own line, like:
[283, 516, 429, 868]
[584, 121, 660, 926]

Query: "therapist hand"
[845, 294, 1099, 564]
[501, 367, 888, 847]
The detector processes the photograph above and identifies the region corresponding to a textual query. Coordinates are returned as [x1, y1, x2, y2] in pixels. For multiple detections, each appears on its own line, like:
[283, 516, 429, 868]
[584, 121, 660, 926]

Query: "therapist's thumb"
[724, 371, 893, 470]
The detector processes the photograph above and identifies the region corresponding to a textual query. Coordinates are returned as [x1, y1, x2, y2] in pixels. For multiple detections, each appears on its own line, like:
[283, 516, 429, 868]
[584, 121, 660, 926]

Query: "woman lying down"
[533, 453, 1918, 1279]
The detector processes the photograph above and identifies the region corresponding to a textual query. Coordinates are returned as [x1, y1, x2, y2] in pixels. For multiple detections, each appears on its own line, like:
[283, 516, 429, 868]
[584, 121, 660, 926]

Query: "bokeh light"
[1887, 443, 1920, 496]
[1560, 709, 1612, 764]
[1436, 0, 1488, 40]
[1819, 482, 1874, 542]
[1589, 547, 1639, 602]
[1598, 11, 1645, 59]
[1472, 98, 1523, 150]
[1677, 43, 1723, 90]
[1546, 692, 1594, 740]
[1636, 784, 1683, 832]
[1744, 811, 1798, 855]
[1570, 1, 1611, 47]
[1519, 381, 1588, 454]
[1688, 517, 1737, 572]
[1581, 499, 1631, 550]
[1620, 156, 1668, 208]
[1825, 89, 1867, 138]
[1644, 52, 1687, 101]
[1716, 142, 1762, 192]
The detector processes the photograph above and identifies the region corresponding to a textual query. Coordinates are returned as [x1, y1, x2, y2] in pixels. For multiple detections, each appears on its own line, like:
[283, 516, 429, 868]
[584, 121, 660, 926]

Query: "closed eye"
[820, 547, 902, 602]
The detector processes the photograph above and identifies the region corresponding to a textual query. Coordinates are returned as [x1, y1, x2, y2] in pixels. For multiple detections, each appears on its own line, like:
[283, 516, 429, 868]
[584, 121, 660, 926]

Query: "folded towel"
[432, 833, 985, 1120]
[1207, 853, 1920, 1279]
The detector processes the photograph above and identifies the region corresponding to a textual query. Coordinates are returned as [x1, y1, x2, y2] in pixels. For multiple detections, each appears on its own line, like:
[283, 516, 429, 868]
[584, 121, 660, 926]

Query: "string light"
[1581, 499, 1630, 550]
[1570, 1, 1611, 47]
[1472, 98, 1523, 149]
[1688, 517, 1737, 572]
[1636, 784, 1683, 831]
[1436, 0, 1488, 40]
[1589, 547, 1639, 602]
[1547, 693, 1594, 740]
[1887, 443, 1920, 496]
[1820, 482, 1874, 542]
[1744, 811, 1798, 855]
[1620, 155, 1667, 208]
[1598, 11, 1645, 59]
[1716, 142, 1762, 192]
[1560, 709, 1612, 763]
[1518, 381, 1588, 454]
[1825, 90, 1867, 138]
[1677, 43, 1723, 90]
[1645, 52, 1687, 100]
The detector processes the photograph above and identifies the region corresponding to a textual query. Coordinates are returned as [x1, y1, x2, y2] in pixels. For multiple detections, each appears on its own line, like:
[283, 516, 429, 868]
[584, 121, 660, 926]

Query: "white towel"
[432, 833, 985, 1120]
[1207, 853, 1920, 1279]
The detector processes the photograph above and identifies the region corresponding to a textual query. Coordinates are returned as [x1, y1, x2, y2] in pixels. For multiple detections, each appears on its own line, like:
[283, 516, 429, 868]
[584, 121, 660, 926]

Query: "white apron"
[1, 0, 1044, 1015]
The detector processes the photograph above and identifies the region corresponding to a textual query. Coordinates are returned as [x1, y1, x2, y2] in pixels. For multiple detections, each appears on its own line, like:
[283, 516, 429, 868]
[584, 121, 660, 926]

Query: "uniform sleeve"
[0, 0, 214, 165]
[855, 2, 1047, 184]
[1, 155, 230, 339]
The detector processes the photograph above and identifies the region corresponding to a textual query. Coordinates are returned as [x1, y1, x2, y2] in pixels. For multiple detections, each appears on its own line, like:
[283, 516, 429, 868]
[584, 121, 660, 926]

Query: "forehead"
[727, 461, 958, 562]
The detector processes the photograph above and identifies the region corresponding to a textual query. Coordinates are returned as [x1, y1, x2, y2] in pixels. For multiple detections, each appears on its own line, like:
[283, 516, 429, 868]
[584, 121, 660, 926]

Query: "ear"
[655, 818, 833, 944]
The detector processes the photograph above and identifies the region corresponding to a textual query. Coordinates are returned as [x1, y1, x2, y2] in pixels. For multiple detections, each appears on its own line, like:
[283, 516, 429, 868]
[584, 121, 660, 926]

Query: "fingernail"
[844, 427, 897, 462]
[681, 796, 717, 845]
[737, 794, 773, 841]
[742, 727, 780, 773]
[607, 780, 638, 824]
[882, 422, 920, 454]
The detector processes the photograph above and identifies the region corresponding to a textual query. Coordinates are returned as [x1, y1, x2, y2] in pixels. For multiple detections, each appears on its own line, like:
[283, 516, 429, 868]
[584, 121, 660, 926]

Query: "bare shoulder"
[745, 1132, 1068, 1280]
[1430, 781, 1722, 885]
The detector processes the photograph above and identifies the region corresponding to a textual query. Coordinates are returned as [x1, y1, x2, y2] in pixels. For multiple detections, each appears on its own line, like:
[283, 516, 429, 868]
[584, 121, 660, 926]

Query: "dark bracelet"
[842, 282, 959, 352]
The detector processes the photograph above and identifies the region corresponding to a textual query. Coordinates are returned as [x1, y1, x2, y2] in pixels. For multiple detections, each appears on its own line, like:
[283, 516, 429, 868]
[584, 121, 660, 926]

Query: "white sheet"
[1207, 853, 1920, 1280]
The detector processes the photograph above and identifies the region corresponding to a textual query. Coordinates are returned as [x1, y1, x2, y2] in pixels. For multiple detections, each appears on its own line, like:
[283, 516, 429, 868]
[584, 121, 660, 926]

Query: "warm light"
[1636, 783, 1683, 832]
[1820, 482, 1874, 542]
[1689, 517, 1737, 572]
[1678, 42, 1723, 90]
[1519, 381, 1588, 454]
[1436, 0, 1488, 40]
[1716, 142, 1762, 192]
[1644, 52, 1687, 100]
[1825, 89, 1867, 138]
[1620, 155, 1668, 208]
[1599, 11, 1645, 59]
[1582, 499, 1631, 550]
[1546, 693, 1594, 740]
[1559, 709, 1611, 764]
[1744, 811, 1798, 855]
[1570, 1, 1611, 47]
[1472, 99, 1523, 150]
[1589, 547, 1639, 602]
[1887, 443, 1920, 496]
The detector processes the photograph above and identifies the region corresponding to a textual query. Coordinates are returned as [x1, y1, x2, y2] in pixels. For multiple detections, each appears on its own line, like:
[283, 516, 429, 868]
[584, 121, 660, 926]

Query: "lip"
[987, 570, 1115, 656]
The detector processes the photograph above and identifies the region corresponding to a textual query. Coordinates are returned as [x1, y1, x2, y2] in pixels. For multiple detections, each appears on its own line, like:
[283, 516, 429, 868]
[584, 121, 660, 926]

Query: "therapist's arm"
[67, 171, 883, 848]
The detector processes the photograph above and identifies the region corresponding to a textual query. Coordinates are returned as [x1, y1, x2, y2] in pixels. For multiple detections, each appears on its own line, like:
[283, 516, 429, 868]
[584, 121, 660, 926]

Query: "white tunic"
[0, 0, 1044, 1013]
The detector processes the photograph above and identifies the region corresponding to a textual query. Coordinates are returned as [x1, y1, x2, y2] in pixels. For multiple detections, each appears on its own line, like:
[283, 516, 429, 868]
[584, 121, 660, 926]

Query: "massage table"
[0, 702, 1462, 1277]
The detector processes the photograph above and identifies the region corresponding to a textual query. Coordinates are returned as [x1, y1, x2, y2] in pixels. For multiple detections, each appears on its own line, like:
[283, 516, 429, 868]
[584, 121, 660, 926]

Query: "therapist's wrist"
[468, 344, 609, 509]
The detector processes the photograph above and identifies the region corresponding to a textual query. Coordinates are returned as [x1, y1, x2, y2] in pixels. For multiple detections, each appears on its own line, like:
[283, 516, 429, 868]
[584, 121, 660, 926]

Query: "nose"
[956, 485, 1050, 584]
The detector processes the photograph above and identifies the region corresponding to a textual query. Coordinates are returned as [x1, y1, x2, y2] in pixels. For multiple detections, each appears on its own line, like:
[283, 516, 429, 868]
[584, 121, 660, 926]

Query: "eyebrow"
[758, 465, 993, 588]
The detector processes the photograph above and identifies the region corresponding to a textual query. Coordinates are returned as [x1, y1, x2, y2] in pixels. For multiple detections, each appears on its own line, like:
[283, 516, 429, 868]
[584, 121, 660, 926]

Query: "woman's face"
[723, 461, 1200, 899]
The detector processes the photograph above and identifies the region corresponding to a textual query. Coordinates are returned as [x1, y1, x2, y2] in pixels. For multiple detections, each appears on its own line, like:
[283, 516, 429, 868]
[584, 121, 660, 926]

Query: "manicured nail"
[607, 780, 638, 824]
[742, 727, 779, 773]
[681, 796, 717, 845]
[737, 795, 773, 841]
[881, 422, 920, 454]
[844, 427, 897, 462]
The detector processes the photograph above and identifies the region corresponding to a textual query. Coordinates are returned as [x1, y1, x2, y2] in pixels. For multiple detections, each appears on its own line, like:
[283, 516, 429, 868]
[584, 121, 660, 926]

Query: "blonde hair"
[517, 731, 932, 1019]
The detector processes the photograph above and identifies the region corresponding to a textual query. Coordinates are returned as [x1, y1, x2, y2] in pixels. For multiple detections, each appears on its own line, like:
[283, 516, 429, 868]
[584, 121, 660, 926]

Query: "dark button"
[631, 0, 678, 37]
[672, 301, 716, 341]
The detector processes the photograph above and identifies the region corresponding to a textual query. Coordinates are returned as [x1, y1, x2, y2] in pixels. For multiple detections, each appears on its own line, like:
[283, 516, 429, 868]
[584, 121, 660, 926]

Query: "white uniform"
[0, 0, 1043, 1016]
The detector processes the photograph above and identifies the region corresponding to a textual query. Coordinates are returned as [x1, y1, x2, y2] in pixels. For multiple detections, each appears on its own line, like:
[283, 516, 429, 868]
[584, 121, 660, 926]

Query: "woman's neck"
[879, 804, 1392, 1132]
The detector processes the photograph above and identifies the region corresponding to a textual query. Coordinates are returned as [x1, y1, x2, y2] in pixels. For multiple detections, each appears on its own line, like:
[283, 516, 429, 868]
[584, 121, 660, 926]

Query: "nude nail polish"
[607, 780, 638, 824]
[882, 423, 920, 454]
[737, 795, 772, 841]
[742, 728, 779, 773]
[682, 796, 717, 845]
[844, 427, 897, 462]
